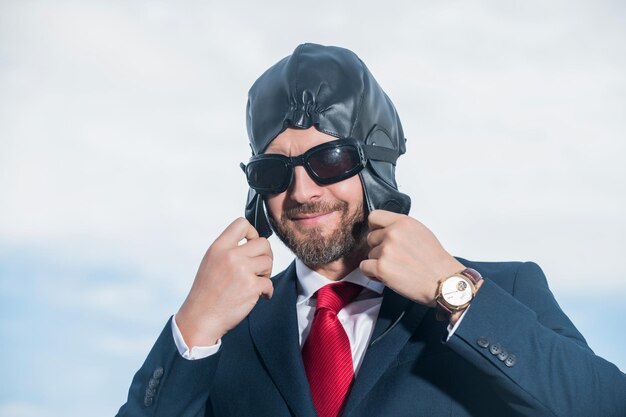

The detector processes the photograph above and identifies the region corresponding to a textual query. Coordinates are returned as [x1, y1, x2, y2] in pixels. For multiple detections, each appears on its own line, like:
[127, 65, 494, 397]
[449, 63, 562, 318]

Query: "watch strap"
[459, 267, 482, 285]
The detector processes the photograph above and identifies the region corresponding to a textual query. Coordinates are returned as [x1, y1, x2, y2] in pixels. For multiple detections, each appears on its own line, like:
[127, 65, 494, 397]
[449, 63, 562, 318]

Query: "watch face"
[441, 276, 473, 307]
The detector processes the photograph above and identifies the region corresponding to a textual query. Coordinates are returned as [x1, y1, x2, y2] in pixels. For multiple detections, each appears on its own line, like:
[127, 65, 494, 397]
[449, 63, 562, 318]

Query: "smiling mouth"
[290, 211, 336, 225]
[291, 212, 331, 220]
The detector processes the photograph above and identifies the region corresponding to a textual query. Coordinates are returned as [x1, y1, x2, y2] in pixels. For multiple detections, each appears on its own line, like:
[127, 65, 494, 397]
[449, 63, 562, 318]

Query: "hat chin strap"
[244, 188, 274, 238]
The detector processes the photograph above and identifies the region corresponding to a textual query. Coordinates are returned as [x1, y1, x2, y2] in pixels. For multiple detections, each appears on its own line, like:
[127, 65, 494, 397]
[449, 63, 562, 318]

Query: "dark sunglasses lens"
[246, 159, 290, 192]
[308, 146, 361, 180]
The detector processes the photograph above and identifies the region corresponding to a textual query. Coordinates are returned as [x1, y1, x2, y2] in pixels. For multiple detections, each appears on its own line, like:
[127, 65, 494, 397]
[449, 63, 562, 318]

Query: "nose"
[288, 165, 323, 204]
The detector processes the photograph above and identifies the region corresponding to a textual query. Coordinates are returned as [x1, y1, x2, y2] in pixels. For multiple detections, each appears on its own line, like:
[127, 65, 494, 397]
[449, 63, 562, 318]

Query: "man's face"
[264, 127, 368, 267]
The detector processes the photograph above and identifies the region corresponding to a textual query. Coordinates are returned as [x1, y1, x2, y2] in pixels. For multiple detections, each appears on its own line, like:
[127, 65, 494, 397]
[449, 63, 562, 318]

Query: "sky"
[0, 1, 625, 416]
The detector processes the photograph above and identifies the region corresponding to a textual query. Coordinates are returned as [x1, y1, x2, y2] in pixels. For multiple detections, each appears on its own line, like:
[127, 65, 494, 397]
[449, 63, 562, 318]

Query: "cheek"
[265, 193, 284, 218]
[328, 175, 364, 204]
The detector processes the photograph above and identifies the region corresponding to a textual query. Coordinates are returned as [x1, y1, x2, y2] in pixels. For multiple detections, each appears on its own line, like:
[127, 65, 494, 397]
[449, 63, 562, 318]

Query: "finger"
[368, 209, 402, 231]
[367, 228, 386, 248]
[249, 255, 273, 277]
[217, 217, 259, 247]
[367, 244, 383, 260]
[257, 277, 274, 299]
[359, 259, 379, 279]
[238, 237, 273, 258]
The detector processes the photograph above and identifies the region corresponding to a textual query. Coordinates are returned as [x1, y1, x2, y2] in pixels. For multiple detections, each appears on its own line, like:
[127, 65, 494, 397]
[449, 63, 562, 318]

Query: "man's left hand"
[359, 209, 465, 307]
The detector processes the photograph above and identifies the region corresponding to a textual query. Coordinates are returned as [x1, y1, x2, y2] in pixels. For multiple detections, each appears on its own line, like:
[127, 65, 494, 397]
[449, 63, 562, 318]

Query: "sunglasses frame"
[241, 139, 367, 195]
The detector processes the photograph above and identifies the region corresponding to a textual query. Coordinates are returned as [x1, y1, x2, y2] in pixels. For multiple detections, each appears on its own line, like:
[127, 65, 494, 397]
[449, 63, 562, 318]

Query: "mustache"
[282, 201, 348, 219]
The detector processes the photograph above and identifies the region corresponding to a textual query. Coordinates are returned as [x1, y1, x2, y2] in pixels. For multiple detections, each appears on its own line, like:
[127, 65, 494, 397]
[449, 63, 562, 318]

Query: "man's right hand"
[175, 217, 274, 347]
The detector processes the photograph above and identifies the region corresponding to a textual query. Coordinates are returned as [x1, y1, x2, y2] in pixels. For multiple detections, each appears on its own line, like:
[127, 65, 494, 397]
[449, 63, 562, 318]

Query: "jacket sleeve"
[116, 316, 219, 417]
[446, 261, 626, 417]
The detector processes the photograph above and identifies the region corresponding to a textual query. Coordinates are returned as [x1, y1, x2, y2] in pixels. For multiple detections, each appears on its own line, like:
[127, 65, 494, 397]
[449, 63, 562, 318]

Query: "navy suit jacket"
[117, 259, 626, 416]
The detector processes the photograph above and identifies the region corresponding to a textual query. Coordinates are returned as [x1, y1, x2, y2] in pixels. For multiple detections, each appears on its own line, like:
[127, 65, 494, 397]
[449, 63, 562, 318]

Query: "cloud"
[0, 403, 58, 417]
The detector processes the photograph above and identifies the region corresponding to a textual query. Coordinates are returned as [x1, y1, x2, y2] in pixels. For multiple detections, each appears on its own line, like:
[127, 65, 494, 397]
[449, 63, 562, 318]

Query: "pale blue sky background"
[1, 1, 625, 416]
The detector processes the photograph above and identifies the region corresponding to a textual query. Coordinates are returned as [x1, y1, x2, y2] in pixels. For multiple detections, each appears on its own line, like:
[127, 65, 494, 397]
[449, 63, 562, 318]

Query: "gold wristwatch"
[435, 267, 483, 321]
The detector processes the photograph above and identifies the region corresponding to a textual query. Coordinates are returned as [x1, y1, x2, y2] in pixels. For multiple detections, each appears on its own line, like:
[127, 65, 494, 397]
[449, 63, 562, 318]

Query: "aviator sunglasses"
[240, 138, 398, 195]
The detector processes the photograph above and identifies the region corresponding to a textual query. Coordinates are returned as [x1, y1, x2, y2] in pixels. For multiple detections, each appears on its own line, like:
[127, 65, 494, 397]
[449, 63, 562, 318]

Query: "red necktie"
[302, 282, 363, 417]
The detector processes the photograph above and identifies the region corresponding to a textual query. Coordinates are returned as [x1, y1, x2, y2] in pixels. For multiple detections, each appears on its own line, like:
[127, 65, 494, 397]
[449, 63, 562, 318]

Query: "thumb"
[217, 218, 260, 248]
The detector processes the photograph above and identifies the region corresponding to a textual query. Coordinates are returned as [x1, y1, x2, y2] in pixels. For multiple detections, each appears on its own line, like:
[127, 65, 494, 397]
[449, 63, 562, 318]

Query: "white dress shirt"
[172, 259, 467, 368]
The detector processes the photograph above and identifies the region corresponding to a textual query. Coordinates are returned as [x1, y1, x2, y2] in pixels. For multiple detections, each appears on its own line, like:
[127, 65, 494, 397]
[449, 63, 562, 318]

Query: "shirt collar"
[295, 258, 385, 304]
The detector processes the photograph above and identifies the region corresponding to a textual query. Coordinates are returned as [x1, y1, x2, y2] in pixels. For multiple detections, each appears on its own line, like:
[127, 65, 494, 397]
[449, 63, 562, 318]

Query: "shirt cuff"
[445, 305, 470, 342]
[171, 314, 221, 360]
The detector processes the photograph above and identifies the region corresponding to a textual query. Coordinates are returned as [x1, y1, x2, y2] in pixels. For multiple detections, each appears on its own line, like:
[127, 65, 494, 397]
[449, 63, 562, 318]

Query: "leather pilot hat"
[244, 43, 411, 238]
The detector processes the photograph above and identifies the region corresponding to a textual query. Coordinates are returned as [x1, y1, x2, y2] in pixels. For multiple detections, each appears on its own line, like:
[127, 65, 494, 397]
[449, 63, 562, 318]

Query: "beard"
[267, 199, 368, 268]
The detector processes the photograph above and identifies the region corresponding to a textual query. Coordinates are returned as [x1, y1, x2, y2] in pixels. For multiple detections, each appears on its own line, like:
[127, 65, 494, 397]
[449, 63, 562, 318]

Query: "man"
[117, 43, 626, 417]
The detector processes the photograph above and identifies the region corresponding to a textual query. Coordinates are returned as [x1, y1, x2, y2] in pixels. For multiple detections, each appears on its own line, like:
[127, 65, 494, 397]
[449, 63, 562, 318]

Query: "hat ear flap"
[360, 126, 410, 215]
[359, 168, 411, 215]
[244, 188, 273, 238]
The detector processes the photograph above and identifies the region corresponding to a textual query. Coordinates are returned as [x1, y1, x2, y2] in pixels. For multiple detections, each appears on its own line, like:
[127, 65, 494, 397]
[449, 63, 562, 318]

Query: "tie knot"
[315, 282, 362, 314]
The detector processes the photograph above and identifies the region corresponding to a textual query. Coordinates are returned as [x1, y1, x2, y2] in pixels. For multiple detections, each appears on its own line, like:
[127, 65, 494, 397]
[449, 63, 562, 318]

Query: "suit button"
[497, 349, 509, 361]
[477, 337, 490, 348]
[144, 395, 154, 407]
[504, 354, 517, 368]
[153, 367, 164, 379]
[148, 377, 159, 389]
[489, 343, 502, 356]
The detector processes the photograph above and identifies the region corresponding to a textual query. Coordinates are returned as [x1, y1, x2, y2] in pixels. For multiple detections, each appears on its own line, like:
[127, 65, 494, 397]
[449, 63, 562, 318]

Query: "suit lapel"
[343, 288, 429, 416]
[248, 263, 317, 417]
